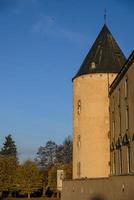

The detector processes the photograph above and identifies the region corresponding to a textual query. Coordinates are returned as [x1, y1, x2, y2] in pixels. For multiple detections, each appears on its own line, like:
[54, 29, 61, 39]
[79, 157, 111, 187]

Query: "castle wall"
[110, 62, 134, 175]
[61, 176, 134, 200]
[73, 73, 116, 179]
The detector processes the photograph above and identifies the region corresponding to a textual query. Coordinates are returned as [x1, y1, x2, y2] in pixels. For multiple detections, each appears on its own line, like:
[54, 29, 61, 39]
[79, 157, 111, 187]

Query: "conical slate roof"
[73, 24, 126, 80]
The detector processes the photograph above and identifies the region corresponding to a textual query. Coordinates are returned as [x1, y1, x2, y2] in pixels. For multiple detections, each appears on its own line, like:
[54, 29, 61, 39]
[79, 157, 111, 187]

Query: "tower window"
[91, 62, 96, 69]
[77, 100, 81, 115]
[77, 135, 81, 148]
[77, 162, 81, 177]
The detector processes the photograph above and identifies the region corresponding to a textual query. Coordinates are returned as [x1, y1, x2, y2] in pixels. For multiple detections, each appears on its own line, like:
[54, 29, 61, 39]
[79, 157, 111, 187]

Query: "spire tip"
[104, 8, 107, 25]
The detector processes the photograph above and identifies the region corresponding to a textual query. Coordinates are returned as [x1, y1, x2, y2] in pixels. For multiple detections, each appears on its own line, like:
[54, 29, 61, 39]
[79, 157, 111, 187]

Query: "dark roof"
[73, 24, 126, 80]
[109, 50, 134, 95]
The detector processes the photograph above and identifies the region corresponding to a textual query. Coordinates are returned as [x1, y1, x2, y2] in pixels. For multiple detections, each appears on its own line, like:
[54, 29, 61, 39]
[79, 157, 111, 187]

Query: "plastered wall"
[110, 62, 134, 175]
[73, 73, 116, 179]
[62, 175, 134, 200]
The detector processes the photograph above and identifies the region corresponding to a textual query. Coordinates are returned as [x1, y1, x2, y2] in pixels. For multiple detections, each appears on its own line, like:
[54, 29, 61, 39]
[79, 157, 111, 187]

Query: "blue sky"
[0, 0, 133, 161]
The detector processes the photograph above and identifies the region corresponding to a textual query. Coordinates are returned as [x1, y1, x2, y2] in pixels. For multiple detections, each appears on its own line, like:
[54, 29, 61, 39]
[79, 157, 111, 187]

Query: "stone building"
[72, 24, 126, 179]
[109, 51, 134, 176]
[62, 24, 134, 200]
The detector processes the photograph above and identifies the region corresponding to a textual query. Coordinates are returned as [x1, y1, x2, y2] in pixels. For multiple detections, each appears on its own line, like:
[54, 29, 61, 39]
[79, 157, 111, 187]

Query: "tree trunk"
[28, 192, 30, 199]
[8, 190, 12, 197]
[42, 187, 46, 197]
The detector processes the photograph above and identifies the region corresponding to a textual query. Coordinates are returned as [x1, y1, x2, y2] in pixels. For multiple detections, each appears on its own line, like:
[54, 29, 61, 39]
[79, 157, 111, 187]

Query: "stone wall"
[62, 175, 134, 200]
[73, 73, 116, 179]
[110, 62, 134, 175]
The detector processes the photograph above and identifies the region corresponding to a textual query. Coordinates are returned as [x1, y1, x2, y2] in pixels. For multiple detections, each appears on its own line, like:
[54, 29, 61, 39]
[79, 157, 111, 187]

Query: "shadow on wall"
[89, 194, 107, 200]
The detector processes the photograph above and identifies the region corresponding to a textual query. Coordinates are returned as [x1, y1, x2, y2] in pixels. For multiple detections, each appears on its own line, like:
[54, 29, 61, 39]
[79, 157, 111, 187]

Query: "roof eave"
[109, 50, 134, 95]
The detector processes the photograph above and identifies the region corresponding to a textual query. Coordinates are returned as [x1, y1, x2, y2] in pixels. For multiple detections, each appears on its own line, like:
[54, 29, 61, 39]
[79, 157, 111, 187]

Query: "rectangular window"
[119, 112, 122, 135]
[112, 96, 115, 113]
[118, 88, 120, 107]
[118, 88, 121, 135]
[77, 135, 81, 148]
[77, 100, 81, 115]
[119, 149, 122, 174]
[113, 151, 116, 175]
[112, 110, 115, 139]
[112, 121, 115, 139]
[127, 146, 131, 173]
[125, 107, 129, 131]
[77, 162, 81, 177]
[124, 77, 128, 99]
[110, 152, 113, 175]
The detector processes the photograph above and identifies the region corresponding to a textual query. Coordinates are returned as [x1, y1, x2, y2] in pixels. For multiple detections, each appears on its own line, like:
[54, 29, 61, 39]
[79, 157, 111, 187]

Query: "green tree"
[0, 135, 18, 195]
[0, 134, 17, 158]
[36, 137, 72, 194]
[62, 136, 72, 164]
[62, 163, 72, 180]
[17, 160, 43, 198]
[56, 136, 72, 164]
[47, 163, 72, 193]
[37, 140, 57, 169]
[0, 155, 17, 192]
[47, 165, 58, 192]
[55, 145, 64, 164]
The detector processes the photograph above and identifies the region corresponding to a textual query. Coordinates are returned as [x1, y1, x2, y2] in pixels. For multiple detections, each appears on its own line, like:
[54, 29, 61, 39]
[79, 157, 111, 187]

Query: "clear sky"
[0, 0, 133, 161]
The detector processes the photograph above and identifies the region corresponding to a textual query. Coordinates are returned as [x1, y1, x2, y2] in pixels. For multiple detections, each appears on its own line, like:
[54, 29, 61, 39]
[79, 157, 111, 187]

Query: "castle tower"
[73, 24, 126, 179]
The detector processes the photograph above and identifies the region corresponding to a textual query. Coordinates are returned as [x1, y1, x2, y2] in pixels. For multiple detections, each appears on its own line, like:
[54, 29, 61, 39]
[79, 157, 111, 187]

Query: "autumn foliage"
[0, 135, 72, 198]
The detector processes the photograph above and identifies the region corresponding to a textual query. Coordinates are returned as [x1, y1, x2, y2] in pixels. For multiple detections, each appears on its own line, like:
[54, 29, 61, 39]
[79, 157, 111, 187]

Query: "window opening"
[77, 100, 81, 115]
[124, 77, 128, 99]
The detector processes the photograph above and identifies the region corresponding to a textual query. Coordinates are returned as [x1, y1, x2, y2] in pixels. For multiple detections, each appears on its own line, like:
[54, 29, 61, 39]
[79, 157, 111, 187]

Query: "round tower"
[73, 24, 126, 179]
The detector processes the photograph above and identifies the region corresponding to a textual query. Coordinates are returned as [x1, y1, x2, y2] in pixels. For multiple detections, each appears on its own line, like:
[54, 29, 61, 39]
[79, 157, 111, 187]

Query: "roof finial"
[104, 8, 107, 24]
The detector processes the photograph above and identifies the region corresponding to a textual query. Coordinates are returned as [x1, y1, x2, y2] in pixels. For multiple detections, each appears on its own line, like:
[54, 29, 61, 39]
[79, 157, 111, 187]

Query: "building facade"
[62, 25, 134, 200]
[73, 24, 126, 179]
[109, 51, 134, 175]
